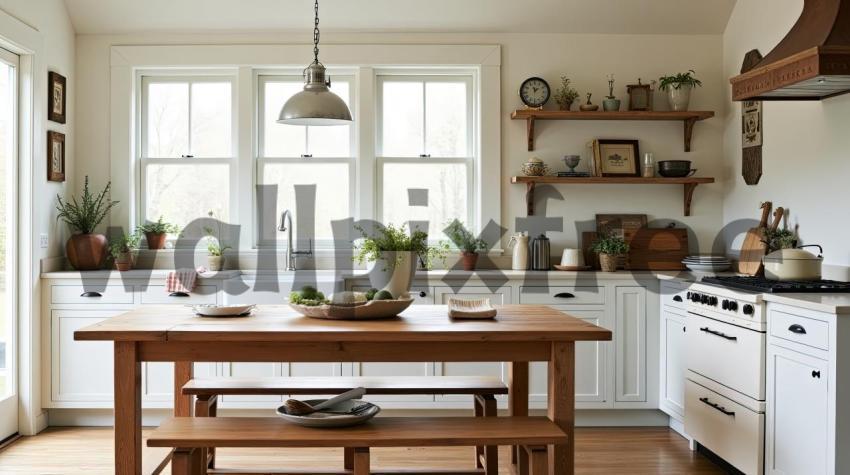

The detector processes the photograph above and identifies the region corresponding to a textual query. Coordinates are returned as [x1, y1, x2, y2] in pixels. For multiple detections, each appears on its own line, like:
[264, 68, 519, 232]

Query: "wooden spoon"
[284, 387, 367, 416]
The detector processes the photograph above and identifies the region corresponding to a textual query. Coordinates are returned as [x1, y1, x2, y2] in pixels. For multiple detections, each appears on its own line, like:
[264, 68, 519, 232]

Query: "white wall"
[722, 0, 850, 270]
[0, 0, 75, 435]
[75, 31, 725, 257]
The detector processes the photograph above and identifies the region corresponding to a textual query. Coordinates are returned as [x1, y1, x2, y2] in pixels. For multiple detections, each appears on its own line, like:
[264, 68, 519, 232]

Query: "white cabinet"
[659, 309, 687, 419]
[766, 344, 829, 475]
[615, 286, 647, 403]
[50, 310, 121, 403]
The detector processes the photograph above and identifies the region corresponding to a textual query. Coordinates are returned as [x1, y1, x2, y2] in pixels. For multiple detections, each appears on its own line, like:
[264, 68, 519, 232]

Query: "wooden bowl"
[289, 298, 414, 320]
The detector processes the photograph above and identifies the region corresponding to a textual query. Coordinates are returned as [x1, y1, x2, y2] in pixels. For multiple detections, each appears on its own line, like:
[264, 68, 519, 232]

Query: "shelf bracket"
[683, 117, 697, 152]
[683, 183, 698, 216]
[525, 181, 536, 216]
[526, 117, 535, 151]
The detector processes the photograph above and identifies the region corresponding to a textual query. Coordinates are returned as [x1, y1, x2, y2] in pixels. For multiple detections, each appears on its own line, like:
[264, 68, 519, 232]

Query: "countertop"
[762, 293, 850, 315]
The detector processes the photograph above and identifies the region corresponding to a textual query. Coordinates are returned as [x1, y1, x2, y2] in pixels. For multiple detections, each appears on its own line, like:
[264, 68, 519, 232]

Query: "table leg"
[174, 361, 194, 417]
[509, 361, 529, 475]
[548, 341, 575, 475]
[114, 341, 142, 475]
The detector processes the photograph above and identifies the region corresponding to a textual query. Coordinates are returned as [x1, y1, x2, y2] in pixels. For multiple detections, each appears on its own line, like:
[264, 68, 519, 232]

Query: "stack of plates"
[682, 255, 731, 272]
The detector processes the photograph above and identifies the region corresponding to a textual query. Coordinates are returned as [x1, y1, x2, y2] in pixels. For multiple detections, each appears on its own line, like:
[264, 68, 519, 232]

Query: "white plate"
[276, 399, 380, 428]
[683, 262, 731, 272]
[191, 304, 255, 317]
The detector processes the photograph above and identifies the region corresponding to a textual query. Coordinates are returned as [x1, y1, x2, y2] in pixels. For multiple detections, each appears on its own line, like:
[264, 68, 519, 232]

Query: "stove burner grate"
[702, 276, 850, 293]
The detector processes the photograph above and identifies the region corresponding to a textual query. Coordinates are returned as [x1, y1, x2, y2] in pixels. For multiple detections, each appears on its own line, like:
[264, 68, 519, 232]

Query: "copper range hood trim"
[730, 0, 850, 101]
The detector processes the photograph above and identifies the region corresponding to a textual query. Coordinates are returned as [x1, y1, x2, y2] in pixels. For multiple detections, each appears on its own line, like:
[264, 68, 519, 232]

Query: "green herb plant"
[763, 228, 797, 253]
[659, 70, 703, 91]
[353, 223, 449, 270]
[444, 219, 487, 254]
[591, 234, 629, 256]
[553, 76, 580, 109]
[55, 176, 120, 234]
[137, 216, 180, 235]
[203, 211, 231, 256]
[108, 231, 141, 258]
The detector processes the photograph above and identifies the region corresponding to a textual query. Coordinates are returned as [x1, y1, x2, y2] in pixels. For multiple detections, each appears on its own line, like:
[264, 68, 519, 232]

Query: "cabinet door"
[51, 310, 123, 402]
[529, 307, 611, 408]
[615, 287, 647, 402]
[660, 310, 686, 419]
[767, 344, 829, 475]
[142, 362, 215, 404]
[433, 287, 512, 403]
[219, 362, 284, 407]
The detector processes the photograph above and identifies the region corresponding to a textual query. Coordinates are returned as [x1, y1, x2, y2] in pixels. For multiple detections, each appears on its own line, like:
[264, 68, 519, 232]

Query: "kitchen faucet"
[278, 209, 313, 271]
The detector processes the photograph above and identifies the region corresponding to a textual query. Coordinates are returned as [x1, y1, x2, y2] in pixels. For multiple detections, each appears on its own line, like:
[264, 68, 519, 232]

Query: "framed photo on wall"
[47, 131, 65, 182]
[48, 71, 66, 124]
[595, 139, 640, 177]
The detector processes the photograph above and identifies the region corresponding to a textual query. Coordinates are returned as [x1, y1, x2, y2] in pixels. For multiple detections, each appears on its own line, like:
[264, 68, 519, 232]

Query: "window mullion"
[187, 81, 193, 157]
[421, 81, 427, 156]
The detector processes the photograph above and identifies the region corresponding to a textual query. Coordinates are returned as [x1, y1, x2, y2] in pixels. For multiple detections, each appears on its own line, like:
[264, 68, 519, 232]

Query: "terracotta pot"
[66, 234, 108, 270]
[461, 252, 479, 271]
[207, 255, 225, 272]
[598, 253, 619, 272]
[145, 232, 167, 250]
[114, 252, 134, 272]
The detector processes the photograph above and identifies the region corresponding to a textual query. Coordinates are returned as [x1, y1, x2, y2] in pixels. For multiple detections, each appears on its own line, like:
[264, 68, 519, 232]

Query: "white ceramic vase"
[367, 251, 416, 298]
[667, 85, 692, 111]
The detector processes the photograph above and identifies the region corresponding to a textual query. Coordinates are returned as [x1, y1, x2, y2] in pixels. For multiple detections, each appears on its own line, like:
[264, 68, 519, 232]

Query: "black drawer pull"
[812, 370, 821, 379]
[699, 327, 737, 341]
[169, 292, 190, 297]
[419, 291, 427, 298]
[80, 291, 102, 298]
[699, 397, 735, 416]
[788, 324, 807, 335]
[554, 292, 575, 299]
[673, 295, 683, 302]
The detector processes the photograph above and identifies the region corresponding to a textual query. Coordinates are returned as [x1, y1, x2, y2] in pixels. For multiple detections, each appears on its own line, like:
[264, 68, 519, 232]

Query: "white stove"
[684, 282, 767, 475]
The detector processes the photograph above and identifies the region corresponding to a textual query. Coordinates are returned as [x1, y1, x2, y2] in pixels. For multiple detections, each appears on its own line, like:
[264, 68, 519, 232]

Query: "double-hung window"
[139, 74, 236, 237]
[256, 73, 354, 246]
[376, 73, 475, 238]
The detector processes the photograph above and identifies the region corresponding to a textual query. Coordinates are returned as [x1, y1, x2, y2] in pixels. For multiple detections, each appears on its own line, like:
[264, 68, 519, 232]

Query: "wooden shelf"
[510, 109, 715, 152]
[511, 176, 716, 217]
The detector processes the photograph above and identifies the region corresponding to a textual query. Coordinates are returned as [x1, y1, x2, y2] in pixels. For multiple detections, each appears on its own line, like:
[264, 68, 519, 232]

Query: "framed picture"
[595, 139, 640, 177]
[627, 82, 652, 111]
[47, 131, 65, 182]
[48, 71, 66, 124]
[742, 100, 762, 148]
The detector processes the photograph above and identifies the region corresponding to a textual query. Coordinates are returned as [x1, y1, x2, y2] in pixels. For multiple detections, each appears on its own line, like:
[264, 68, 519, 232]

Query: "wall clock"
[519, 77, 550, 109]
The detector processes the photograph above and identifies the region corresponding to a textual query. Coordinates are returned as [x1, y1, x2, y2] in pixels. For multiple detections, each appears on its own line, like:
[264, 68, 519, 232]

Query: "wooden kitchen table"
[74, 304, 611, 475]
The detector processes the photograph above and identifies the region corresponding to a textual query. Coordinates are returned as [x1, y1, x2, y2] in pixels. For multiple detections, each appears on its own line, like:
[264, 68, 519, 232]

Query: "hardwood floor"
[0, 426, 724, 474]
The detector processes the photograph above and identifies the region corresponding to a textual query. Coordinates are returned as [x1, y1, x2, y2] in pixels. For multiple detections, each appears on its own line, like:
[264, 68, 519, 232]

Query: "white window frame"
[375, 71, 477, 235]
[135, 71, 238, 235]
[254, 71, 356, 248]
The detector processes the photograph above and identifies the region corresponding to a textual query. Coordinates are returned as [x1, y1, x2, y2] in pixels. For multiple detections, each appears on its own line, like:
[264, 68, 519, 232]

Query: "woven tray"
[290, 298, 414, 320]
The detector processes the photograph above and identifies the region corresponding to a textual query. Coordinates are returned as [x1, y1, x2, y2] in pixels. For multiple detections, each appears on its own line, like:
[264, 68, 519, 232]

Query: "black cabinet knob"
[673, 295, 683, 302]
[419, 291, 427, 298]
[788, 324, 807, 335]
[554, 292, 575, 299]
[169, 292, 190, 297]
[80, 291, 103, 298]
[812, 370, 821, 379]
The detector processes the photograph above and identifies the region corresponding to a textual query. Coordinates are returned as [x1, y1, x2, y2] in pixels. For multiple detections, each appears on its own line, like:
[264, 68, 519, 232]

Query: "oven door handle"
[699, 397, 735, 416]
[699, 326, 738, 341]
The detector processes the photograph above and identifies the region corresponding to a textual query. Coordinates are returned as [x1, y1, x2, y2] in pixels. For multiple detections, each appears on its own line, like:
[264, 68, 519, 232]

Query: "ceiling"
[63, 0, 737, 35]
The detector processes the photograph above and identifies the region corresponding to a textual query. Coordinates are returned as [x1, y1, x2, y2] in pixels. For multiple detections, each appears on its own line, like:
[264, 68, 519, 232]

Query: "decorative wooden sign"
[741, 49, 763, 185]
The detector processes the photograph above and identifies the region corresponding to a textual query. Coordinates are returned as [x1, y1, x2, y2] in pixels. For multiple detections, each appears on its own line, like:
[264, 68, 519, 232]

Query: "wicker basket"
[598, 253, 620, 272]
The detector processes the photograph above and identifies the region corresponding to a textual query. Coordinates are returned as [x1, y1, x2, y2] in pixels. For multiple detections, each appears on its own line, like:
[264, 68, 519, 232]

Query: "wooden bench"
[148, 416, 566, 475]
[183, 376, 508, 473]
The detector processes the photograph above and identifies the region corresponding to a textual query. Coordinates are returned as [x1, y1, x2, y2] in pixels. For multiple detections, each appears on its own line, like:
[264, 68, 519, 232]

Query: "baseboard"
[667, 415, 691, 441]
[46, 408, 670, 428]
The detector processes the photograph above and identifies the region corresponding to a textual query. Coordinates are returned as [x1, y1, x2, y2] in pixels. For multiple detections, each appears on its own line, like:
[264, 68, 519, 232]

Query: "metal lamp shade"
[277, 63, 352, 126]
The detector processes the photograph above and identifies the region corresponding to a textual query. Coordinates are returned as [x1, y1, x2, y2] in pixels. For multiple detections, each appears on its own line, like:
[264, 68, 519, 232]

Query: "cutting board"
[627, 228, 689, 271]
[737, 202, 772, 275]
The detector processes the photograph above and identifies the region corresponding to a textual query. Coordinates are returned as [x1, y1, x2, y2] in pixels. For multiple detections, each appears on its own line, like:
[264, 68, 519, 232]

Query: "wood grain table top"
[74, 304, 612, 343]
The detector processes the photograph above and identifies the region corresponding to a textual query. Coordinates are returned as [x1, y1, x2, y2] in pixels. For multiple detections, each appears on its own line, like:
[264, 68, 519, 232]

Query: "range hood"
[730, 0, 850, 101]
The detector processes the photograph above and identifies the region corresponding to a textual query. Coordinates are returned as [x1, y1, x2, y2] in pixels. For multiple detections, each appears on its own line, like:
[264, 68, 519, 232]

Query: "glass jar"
[642, 152, 655, 178]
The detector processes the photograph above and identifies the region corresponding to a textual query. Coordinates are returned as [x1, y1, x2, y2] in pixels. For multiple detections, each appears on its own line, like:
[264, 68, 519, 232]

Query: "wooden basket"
[289, 298, 414, 320]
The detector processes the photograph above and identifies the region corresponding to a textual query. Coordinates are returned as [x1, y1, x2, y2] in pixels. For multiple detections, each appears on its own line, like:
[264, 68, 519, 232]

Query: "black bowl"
[658, 160, 693, 177]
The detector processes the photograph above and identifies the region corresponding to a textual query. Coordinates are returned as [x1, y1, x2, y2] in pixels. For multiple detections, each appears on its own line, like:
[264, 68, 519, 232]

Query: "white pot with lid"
[763, 245, 823, 281]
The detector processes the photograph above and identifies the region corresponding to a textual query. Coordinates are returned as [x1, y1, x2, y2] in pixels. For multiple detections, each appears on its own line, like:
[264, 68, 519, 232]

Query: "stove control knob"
[709, 296, 719, 306]
[729, 301, 739, 312]
[743, 304, 755, 315]
[721, 299, 729, 310]
[700, 294, 709, 304]
[690, 293, 701, 303]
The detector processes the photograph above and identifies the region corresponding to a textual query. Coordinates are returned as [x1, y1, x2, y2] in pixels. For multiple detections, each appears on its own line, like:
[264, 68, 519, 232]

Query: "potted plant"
[444, 219, 487, 271]
[108, 231, 141, 272]
[203, 211, 231, 271]
[659, 70, 702, 111]
[591, 234, 629, 272]
[603, 74, 621, 111]
[353, 223, 448, 297]
[553, 76, 580, 111]
[137, 216, 179, 250]
[55, 176, 119, 270]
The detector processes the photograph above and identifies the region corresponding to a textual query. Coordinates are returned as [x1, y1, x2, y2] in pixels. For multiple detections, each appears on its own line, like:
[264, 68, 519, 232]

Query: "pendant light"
[277, 0, 352, 126]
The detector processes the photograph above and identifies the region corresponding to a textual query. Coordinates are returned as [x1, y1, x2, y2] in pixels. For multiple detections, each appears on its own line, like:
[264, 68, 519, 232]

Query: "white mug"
[560, 249, 584, 267]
